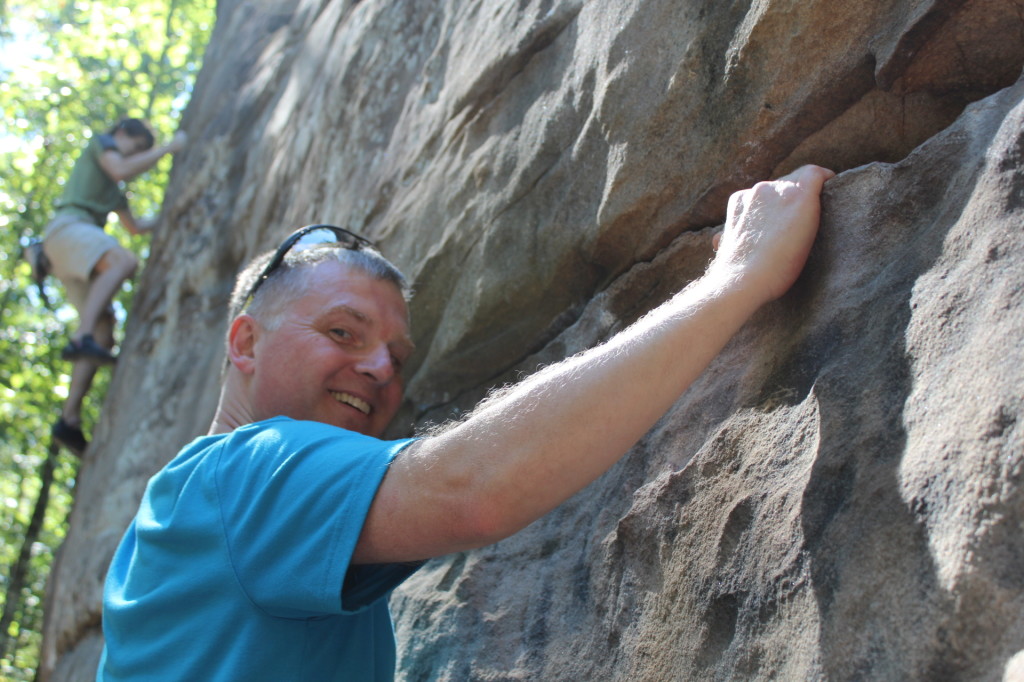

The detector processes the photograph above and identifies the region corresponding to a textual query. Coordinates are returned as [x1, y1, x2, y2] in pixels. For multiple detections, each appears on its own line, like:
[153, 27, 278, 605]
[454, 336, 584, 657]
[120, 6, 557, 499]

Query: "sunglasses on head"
[242, 224, 376, 307]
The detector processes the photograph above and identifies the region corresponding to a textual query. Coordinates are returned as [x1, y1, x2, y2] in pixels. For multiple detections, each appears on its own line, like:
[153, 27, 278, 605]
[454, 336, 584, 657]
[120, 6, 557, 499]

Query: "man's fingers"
[726, 186, 748, 223]
[781, 164, 836, 191]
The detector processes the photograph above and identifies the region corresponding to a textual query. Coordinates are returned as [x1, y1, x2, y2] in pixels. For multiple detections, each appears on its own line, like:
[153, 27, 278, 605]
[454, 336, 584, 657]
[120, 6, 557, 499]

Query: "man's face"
[113, 131, 149, 157]
[247, 260, 413, 438]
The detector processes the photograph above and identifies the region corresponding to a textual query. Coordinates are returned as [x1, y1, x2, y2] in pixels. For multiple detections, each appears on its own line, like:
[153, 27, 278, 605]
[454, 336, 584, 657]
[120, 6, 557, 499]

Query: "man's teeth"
[331, 391, 370, 415]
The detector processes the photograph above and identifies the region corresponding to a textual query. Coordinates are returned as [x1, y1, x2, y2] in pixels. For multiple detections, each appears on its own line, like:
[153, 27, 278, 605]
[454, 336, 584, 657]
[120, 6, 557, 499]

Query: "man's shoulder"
[234, 413, 405, 450]
[223, 417, 416, 467]
[207, 419, 415, 510]
[83, 133, 118, 165]
[167, 418, 413, 466]
[93, 133, 118, 152]
[236, 416, 355, 443]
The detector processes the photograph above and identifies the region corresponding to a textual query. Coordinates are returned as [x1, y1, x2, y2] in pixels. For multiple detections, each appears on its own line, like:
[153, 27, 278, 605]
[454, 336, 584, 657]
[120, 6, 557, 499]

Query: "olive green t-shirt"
[54, 134, 127, 227]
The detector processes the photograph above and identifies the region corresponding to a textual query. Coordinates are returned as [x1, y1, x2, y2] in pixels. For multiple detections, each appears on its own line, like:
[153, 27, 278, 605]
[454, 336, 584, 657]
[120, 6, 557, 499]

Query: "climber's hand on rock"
[169, 131, 188, 153]
[709, 164, 834, 304]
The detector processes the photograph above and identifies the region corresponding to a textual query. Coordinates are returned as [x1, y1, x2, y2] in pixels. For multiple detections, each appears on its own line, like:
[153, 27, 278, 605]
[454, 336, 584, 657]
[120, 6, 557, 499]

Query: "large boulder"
[40, 0, 1023, 679]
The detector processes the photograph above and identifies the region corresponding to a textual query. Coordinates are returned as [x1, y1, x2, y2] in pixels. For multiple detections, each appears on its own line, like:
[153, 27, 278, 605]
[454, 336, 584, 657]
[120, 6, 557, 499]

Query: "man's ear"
[227, 314, 259, 374]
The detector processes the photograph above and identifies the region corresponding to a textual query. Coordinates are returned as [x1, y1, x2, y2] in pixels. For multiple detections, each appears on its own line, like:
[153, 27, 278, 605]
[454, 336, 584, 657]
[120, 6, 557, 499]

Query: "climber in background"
[98, 165, 833, 680]
[40, 117, 187, 456]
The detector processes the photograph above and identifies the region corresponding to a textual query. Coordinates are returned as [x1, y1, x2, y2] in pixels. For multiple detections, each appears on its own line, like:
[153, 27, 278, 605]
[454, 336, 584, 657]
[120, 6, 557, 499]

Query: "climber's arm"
[99, 131, 187, 183]
[354, 165, 835, 565]
[113, 206, 157, 236]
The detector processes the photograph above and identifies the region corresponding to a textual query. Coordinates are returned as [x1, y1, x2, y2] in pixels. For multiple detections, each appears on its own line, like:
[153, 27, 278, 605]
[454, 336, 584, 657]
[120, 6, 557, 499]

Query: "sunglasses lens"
[294, 226, 354, 250]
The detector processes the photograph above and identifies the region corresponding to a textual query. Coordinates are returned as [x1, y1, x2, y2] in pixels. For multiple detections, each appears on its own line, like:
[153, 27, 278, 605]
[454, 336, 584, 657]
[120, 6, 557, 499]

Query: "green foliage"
[0, 0, 214, 678]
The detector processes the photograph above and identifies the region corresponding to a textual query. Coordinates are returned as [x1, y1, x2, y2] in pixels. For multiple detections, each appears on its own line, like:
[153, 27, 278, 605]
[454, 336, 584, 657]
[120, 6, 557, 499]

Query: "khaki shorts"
[43, 212, 120, 312]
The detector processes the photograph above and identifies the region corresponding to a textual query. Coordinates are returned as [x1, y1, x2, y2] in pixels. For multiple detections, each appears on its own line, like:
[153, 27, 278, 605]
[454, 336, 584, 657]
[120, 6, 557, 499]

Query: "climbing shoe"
[61, 334, 117, 365]
[52, 418, 87, 457]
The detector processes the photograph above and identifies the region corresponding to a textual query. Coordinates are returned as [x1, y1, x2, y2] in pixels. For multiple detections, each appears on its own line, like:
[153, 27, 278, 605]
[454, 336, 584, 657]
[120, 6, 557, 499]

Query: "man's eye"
[391, 355, 404, 371]
[330, 328, 353, 341]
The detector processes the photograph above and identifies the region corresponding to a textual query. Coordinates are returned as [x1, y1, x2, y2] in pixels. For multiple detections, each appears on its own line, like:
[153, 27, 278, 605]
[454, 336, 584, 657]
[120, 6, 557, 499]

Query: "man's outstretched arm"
[99, 131, 187, 183]
[355, 165, 835, 564]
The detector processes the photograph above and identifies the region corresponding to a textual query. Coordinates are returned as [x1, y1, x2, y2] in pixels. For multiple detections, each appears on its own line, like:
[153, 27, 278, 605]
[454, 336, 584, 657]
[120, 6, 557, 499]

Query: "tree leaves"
[0, 1, 214, 677]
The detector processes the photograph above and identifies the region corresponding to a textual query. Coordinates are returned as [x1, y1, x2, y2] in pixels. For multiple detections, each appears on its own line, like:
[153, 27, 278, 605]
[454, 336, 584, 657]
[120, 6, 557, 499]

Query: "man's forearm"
[424, 272, 763, 535]
[115, 207, 141, 236]
[102, 130, 187, 183]
[102, 144, 174, 182]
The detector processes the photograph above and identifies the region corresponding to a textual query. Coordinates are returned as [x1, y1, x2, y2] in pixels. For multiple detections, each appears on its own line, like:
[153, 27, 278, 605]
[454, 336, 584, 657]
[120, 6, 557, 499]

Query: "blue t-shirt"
[99, 417, 419, 681]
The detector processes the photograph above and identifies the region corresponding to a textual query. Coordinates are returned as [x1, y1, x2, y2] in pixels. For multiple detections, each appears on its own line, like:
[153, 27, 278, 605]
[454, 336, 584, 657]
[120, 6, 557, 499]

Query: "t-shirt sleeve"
[342, 562, 423, 611]
[213, 419, 416, 618]
[95, 133, 119, 153]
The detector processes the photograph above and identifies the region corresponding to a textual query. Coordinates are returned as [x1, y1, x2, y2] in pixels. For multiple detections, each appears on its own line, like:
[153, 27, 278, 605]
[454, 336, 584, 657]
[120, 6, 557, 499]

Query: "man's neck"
[208, 372, 254, 435]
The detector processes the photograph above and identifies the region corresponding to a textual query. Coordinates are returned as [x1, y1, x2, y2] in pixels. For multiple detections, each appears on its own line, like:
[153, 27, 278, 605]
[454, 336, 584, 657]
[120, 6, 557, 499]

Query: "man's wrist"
[694, 261, 773, 318]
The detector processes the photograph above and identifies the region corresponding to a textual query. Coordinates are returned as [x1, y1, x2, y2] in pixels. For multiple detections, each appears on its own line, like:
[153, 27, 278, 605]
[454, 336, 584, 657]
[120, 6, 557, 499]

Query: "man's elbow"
[103, 166, 131, 183]
[100, 156, 135, 182]
[446, 488, 536, 550]
[111, 168, 136, 183]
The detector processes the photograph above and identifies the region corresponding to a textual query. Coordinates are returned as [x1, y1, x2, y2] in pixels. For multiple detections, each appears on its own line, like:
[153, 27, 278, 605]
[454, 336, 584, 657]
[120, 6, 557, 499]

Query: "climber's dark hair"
[108, 118, 155, 150]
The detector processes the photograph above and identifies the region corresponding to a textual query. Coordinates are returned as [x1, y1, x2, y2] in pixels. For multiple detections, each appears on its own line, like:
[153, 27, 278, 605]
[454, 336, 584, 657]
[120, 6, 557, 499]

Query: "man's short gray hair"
[228, 243, 411, 329]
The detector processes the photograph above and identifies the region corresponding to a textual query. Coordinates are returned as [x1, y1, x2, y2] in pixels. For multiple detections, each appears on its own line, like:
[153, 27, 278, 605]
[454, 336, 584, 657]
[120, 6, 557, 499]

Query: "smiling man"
[98, 165, 833, 681]
[100, 231, 419, 681]
[212, 248, 412, 438]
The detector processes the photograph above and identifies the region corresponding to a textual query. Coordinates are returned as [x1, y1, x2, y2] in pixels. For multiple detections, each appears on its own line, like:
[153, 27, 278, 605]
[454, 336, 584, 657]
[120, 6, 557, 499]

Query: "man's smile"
[330, 390, 371, 415]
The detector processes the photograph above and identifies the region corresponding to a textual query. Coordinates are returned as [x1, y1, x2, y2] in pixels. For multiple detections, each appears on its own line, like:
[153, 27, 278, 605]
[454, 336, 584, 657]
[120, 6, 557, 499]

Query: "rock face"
[40, 0, 1024, 680]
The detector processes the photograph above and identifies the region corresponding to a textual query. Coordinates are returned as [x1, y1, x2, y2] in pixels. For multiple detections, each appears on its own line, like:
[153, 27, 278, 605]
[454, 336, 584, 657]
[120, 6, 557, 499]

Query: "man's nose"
[355, 345, 396, 383]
